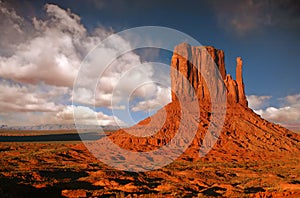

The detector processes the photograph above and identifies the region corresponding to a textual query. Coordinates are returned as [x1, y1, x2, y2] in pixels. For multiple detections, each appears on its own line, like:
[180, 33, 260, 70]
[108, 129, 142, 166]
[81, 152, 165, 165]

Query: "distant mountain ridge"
[0, 124, 121, 131]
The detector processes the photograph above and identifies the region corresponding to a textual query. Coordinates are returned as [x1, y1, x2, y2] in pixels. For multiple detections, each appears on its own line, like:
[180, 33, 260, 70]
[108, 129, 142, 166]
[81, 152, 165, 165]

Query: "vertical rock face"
[236, 57, 248, 106]
[170, 43, 248, 106]
[224, 74, 238, 104]
[108, 42, 300, 163]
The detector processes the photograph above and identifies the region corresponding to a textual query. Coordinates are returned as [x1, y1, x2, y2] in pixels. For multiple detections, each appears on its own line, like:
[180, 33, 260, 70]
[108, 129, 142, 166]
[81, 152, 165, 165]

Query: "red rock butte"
[170, 43, 247, 107]
[109, 43, 300, 161]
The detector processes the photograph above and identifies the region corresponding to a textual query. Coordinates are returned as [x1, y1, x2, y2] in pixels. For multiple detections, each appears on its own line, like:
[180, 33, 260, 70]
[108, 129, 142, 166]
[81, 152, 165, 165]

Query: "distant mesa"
[108, 43, 300, 161]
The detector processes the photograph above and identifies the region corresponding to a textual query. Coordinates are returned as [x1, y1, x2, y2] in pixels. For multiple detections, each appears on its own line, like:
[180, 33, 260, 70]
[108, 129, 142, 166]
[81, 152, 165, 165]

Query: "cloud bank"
[0, 2, 170, 126]
[248, 94, 300, 125]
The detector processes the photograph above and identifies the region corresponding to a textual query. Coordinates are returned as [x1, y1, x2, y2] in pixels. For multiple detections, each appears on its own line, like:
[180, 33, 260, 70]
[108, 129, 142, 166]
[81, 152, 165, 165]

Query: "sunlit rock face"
[107, 43, 300, 162]
[171, 43, 247, 107]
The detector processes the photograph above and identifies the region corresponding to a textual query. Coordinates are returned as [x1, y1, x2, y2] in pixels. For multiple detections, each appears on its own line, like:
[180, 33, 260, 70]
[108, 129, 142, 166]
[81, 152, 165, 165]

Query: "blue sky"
[0, 0, 299, 127]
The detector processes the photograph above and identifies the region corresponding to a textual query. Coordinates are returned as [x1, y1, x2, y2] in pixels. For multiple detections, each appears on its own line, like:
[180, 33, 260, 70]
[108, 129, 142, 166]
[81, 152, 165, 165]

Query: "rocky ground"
[1, 44, 299, 197]
[0, 140, 300, 198]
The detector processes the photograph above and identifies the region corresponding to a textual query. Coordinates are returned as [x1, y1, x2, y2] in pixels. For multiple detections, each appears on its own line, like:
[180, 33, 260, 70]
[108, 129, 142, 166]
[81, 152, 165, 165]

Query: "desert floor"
[0, 130, 300, 197]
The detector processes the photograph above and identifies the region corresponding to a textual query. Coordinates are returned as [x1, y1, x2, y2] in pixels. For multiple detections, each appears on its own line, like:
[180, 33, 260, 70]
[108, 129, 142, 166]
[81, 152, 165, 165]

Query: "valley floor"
[0, 141, 300, 197]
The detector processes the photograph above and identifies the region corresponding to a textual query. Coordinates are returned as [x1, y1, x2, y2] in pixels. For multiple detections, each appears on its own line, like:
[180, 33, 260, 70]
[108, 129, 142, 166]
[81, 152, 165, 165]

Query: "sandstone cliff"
[106, 43, 300, 163]
[171, 43, 247, 106]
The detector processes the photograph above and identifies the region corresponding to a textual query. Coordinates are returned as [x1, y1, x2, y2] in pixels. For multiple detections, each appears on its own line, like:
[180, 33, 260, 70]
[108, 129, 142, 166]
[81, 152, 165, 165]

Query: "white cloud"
[44, 4, 86, 36]
[0, 105, 124, 126]
[284, 94, 300, 106]
[0, 3, 165, 106]
[74, 58, 168, 110]
[0, 1, 27, 56]
[247, 95, 271, 109]
[131, 86, 171, 112]
[0, 112, 58, 127]
[258, 106, 300, 124]
[0, 3, 171, 126]
[57, 105, 125, 126]
[0, 80, 66, 112]
[0, 3, 86, 87]
[0, 3, 120, 88]
[253, 93, 300, 124]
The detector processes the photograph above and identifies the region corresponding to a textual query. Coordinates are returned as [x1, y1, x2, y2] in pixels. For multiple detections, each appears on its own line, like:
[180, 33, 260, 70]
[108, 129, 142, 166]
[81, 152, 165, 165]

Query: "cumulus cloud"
[0, 2, 166, 104]
[0, 0, 28, 56]
[0, 3, 170, 126]
[0, 112, 58, 127]
[284, 94, 300, 105]
[211, 0, 300, 35]
[57, 105, 125, 126]
[247, 95, 271, 109]
[73, 53, 170, 112]
[0, 79, 66, 112]
[0, 3, 133, 88]
[0, 105, 124, 126]
[131, 86, 171, 112]
[256, 106, 300, 124]
[253, 93, 300, 124]
[0, 3, 87, 87]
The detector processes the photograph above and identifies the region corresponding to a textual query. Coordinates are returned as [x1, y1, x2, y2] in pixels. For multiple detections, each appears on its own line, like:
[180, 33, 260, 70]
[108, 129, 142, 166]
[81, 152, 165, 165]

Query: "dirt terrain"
[0, 141, 299, 198]
[1, 44, 300, 197]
